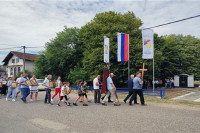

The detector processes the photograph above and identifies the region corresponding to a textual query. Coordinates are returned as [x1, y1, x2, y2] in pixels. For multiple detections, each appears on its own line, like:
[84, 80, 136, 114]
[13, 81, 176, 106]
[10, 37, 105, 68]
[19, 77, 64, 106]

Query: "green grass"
[70, 89, 200, 107]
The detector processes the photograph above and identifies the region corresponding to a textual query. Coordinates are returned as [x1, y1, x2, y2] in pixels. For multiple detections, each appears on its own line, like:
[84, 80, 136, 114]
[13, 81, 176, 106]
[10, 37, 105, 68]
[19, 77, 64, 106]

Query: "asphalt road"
[0, 92, 200, 133]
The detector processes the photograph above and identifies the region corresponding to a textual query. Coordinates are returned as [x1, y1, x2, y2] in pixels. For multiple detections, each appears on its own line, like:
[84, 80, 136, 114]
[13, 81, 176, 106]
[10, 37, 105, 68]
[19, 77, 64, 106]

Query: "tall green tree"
[34, 11, 200, 86]
[34, 27, 80, 80]
[79, 11, 143, 86]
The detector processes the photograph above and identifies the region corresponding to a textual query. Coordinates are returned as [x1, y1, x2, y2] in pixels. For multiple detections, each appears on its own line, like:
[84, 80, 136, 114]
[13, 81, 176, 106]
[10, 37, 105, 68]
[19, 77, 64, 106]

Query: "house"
[2, 51, 38, 77]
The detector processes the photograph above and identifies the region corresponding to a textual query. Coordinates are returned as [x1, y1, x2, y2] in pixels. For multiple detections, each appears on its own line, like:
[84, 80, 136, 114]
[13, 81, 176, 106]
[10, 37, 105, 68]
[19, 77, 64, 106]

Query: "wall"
[25, 61, 35, 72]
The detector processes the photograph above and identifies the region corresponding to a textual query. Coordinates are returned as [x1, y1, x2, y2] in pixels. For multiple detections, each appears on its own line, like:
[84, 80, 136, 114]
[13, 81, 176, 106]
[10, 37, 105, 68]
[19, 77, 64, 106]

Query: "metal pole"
[22, 46, 25, 74]
[153, 43, 155, 94]
[128, 60, 130, 80]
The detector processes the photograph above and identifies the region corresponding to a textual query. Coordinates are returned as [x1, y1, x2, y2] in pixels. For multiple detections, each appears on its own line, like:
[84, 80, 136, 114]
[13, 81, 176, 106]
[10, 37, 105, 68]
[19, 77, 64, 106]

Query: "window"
[14, 67, 16, 76]
[18, 67, 21, 72]
[16, 58, 19, 63]
[12, 59, 15, 63]
[10, 68, 13, 75]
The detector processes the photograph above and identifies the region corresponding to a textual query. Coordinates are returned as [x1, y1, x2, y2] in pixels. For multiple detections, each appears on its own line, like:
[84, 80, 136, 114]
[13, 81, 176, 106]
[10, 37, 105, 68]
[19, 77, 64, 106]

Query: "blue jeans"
[6, 87, 16, 99]
[44, 88, 51, 103]
[21, 87, 30, 103]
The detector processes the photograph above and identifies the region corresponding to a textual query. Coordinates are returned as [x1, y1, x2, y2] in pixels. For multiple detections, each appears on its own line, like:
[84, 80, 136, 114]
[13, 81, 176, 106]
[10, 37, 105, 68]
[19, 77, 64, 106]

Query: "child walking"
[57, 82, 71, 107]
[73, 80, 88, 106]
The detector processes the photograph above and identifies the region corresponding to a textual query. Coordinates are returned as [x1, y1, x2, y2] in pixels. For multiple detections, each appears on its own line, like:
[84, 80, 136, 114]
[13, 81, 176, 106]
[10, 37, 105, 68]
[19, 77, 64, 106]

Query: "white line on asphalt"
[30, 118, 69, 131]
[194, 98, 200, 102]
[172, 92, 196, 100]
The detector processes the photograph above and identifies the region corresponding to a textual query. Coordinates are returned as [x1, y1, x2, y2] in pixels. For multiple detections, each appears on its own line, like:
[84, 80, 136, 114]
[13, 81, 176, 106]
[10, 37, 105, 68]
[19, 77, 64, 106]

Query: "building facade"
[2, 51, 38, 77]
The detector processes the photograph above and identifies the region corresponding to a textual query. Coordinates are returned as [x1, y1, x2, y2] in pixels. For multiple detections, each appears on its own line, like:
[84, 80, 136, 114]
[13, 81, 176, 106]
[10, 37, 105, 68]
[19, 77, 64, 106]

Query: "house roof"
[2, 51, 38, 65]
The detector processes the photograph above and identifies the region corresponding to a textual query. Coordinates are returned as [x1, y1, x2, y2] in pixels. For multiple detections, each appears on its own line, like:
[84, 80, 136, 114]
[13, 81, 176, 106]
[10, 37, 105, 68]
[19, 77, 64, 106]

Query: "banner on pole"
[142, 29, 154, 59]
[117, 33, 129, 62]
[104, 36, 109, 63]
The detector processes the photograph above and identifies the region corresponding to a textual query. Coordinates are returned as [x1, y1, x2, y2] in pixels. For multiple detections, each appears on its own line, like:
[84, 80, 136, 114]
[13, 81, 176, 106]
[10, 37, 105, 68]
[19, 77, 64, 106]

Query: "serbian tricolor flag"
[117, 33, 129, 62]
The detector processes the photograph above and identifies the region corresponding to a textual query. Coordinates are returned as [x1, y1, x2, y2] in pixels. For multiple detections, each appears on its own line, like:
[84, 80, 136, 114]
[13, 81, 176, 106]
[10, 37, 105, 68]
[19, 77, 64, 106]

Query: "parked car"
[36, 79, 46, 91]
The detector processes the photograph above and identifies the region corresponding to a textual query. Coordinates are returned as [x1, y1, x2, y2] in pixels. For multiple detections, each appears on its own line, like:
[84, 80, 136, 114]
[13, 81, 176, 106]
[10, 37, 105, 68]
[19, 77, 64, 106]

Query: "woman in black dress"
[1, 78, 8, 96]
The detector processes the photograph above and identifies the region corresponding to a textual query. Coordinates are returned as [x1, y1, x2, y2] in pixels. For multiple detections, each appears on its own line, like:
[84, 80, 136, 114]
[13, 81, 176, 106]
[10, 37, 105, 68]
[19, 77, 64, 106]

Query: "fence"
[71, 86, 165, 98]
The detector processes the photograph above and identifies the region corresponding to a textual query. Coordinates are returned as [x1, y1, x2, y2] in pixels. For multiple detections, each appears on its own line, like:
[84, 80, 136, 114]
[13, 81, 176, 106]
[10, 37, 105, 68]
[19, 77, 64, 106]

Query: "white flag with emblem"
[104, 36, 109, 63]
[142, 29, 154, 59]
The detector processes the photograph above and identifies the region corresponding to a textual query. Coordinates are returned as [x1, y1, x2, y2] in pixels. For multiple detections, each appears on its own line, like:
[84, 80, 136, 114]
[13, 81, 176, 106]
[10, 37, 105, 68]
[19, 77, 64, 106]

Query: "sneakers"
[129, 103, 133, 106]
[102, 103, 107, 106]
[83, 104, 88, 106]
[114, 103, 121, 106]
[57, 104, 60, 107]
[73, 103, 78, 106]
[51, 99, 54, 102]
[30, 99, 33, 102]
[124, 100, 126, 103]
[6, 98, 8, 101]
[12, 99, 16, 102]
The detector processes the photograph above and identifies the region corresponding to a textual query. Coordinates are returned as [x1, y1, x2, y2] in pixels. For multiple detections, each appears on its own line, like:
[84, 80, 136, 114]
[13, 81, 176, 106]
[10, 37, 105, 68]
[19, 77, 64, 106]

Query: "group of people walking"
[0, 72, 146, 107]
[124, 72, 146, 106]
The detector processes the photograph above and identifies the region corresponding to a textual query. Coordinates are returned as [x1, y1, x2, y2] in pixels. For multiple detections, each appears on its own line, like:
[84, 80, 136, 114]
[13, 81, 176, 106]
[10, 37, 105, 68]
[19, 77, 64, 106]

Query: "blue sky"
[0, 0, 200, 64]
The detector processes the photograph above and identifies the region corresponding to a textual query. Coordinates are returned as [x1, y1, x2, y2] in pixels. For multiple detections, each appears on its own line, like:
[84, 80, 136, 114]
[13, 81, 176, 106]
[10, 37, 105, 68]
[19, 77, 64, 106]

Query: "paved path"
[173, 88, 200, 102]
[0, 92, 200, 133]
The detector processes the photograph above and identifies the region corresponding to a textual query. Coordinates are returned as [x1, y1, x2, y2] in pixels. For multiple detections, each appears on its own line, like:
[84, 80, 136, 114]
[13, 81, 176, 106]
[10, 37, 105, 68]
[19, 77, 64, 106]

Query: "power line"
[143, 14, 200, 30]
[26, 46, 45, 48]
[0, 44, 18, 47]
[16, 48, 24, 52]
[0, 47, 21, 50]
[0, 46, 44, 50]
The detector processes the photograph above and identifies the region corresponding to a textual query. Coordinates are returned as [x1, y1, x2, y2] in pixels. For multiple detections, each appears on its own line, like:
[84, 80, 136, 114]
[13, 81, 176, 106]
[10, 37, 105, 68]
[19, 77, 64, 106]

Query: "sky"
[0, 0, 200, 64]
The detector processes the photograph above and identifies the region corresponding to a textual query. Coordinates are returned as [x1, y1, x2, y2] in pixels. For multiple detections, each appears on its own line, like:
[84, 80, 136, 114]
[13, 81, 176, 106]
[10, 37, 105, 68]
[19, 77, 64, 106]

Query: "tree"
[79, 11, 143, 86]
[34, 27, 80, 80]
[34, 11, 200, 86]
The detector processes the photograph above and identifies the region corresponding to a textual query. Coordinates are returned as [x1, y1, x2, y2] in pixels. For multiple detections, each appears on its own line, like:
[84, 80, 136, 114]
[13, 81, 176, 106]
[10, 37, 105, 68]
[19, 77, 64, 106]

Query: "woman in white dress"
[29, 74, 39, 101]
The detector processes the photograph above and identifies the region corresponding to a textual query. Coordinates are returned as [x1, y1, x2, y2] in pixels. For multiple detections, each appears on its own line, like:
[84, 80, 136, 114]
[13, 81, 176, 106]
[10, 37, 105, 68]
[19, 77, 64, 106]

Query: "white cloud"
[0, 0, 200, 64]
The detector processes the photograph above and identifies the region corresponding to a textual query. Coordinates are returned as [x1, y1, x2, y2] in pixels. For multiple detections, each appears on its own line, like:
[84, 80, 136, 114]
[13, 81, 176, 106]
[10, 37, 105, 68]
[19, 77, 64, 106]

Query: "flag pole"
[128, 34, 130, 80]
[153, 38, 155, 94]
[128, 60, 130, 80]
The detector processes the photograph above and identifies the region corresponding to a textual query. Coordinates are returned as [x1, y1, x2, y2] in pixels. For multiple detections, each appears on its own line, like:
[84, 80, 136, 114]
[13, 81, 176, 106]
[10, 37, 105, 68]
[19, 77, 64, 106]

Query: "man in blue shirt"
[124, 75, 138, 105]
[43, 75, 53, 105]
[19, 73, 30, 103]
[102, 73, 120, 106]
[130, 72, 146, 106]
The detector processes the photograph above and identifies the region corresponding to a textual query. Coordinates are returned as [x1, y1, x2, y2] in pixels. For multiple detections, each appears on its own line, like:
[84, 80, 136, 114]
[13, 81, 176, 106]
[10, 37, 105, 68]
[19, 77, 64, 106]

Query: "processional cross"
[139, 63, 148, 81]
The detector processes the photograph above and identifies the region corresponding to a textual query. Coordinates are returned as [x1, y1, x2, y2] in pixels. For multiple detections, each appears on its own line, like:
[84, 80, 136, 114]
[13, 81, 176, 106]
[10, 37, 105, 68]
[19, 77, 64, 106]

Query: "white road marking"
[172, 92, 196, 100]
[194, 98, 200, 102]
[30, 118, 69, 131]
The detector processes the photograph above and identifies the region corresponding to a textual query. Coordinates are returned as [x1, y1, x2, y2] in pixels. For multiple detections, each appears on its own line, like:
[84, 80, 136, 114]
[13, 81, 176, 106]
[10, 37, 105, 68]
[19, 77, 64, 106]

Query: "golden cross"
[139, 63, 148, 81]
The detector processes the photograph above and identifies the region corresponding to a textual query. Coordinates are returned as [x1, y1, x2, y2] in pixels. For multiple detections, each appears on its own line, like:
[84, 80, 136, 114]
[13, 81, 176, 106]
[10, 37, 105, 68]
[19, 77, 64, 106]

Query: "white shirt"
[56, 80, 61, 88]
[93, 78, 99, 89]
[107, 76, 113, 90]
[61, 86, 65, 96]
[61, 86, 69, 96]
[16, 77, 21, 83]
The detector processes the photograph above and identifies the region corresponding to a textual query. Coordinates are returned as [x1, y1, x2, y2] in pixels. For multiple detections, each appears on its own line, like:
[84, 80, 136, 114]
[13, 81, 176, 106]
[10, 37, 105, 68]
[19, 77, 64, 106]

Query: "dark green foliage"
[34, 11, 200, 86]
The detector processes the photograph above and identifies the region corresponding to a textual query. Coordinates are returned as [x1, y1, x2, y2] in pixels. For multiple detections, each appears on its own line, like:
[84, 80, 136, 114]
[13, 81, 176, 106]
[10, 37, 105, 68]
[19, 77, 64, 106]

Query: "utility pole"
[22, 46, 26, 74]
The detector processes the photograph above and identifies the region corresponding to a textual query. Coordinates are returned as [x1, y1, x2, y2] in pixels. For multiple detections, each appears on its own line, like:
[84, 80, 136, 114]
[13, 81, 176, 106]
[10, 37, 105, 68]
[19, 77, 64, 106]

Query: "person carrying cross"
[130, 72, 146, 106]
